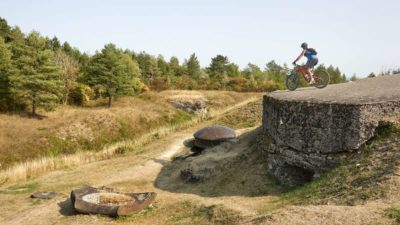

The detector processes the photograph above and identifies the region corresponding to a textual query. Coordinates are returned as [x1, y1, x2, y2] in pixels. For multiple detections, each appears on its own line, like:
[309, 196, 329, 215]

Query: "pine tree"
[186, 53, 201, 79]
[265, 60, 285, 84]
[327, 66, 344, 84]
[157, 55, 169, 77]
[10, 31, 63, 116]
[50, 36, 61, 51]
[85, 43, 141, 107]
[226, 63, 240, 77]
[243, 63, 263, 80]
[207, 55, 229, 79]
[136, 52, 160, 82]
[0, 17, 12, 42]
[169, 56, 186, 76]
[9, 27, 25, 45]
[61, 41, 86, 65]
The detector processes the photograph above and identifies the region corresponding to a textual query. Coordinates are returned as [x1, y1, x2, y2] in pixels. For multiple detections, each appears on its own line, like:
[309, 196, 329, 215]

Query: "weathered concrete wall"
[261, 75, 400, 185]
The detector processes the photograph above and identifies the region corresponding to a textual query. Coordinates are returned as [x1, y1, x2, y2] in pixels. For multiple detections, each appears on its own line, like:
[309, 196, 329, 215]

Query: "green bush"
[132, 77, 146, 93]
[69, 83, 94, 106]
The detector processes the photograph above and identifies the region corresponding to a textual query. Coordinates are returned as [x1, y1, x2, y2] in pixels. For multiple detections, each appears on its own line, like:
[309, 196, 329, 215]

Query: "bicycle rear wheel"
[313, 69, 330, 89]
[286, 73, 299, 91]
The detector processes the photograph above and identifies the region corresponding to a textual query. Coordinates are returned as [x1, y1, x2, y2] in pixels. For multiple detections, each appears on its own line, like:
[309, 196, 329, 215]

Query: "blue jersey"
[304, 48, 317, 61]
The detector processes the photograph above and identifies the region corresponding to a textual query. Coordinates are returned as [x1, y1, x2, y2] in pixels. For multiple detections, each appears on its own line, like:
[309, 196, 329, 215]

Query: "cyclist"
[292, 42, 318, 84]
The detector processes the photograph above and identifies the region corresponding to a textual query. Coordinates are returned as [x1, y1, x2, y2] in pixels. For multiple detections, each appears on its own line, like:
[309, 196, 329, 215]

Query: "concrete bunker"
[261, 75, 400, 186]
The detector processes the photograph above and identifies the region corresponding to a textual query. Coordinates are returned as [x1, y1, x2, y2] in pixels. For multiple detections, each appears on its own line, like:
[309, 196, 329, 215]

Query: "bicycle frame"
[286, 63, 329, 91]
[294, 65, 321, 83]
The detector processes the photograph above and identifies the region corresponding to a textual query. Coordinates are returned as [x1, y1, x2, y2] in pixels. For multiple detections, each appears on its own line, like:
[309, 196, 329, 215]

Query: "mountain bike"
[285, 64, 330, 91]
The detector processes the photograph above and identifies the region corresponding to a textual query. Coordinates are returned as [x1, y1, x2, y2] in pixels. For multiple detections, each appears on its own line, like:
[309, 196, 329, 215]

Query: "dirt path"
[99, 133, 193, 187]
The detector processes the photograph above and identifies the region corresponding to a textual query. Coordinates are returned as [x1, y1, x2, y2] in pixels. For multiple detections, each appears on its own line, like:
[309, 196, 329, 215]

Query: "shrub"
[226, 77, 248, 92]
[149, 77, 169, 91]
[132, 77, 147, 93]
[257, 80, 278, 92]
[173, 75, 198, 90]
[69, 83, 94, 106]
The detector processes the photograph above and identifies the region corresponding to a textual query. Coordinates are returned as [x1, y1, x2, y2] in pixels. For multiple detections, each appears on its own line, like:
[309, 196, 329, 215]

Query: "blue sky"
[1, 0, 399, 77]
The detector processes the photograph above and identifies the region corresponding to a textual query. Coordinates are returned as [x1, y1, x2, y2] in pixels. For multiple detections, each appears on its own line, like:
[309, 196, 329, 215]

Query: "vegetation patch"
[200, 204, 242, 225]
[45, 136, 78, 156]
[167, 202, 242, 225]
[117, 204, 158, 222]
[0, 181, 39, 194]
[283, 122, 400, 205]
[367, 122, 400, 147]
[384, 207, 400, 225]
[114, 145, 132, 155]
[214, 101, 262, 129]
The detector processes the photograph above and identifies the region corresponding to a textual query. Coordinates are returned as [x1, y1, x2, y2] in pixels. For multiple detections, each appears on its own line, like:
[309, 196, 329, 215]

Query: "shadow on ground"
[0, 111, 49, 120]
[58, 198, 77, 216]
[154, 127, 282, 197]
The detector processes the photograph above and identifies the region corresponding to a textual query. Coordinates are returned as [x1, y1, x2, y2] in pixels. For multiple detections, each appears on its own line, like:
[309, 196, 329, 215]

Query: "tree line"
[0, 17, 350, 115]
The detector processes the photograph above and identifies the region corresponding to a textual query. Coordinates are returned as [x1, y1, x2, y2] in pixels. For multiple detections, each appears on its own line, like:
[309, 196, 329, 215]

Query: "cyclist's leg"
[305, 60, 312, 80]
[306, 59, 316, 83]
[310, 58, 318, 75]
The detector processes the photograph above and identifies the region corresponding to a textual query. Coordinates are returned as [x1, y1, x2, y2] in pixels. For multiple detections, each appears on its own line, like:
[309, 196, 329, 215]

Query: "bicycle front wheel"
[313, 69, 330, 89]
[286, 73, 299, 91]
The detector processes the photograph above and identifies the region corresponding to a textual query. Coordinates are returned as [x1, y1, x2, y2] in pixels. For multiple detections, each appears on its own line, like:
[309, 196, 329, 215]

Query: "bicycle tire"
[314, 69, 330, 89]
[286, 73, 299, 91]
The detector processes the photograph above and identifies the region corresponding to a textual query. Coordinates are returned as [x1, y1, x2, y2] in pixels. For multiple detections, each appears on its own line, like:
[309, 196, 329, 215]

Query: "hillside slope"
[0, 90, 260, 169]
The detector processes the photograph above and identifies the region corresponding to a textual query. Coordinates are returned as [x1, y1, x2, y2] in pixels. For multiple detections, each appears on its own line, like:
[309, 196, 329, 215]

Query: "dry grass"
[214, 100, 263, 129]
[116, 200, 243, 225]
[0, 116, 193, 184]
[0, 150, 115, 184]
[0, 91, 262, 185]
[162, 90, 207, 101]
[0, 96, 174, 167]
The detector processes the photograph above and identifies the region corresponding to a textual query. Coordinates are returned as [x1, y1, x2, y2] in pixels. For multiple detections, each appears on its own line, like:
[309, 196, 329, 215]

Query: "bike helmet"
[301, 42, 308, 49]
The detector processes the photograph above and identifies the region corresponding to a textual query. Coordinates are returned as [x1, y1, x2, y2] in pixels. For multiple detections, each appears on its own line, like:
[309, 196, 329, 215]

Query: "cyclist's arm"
[293, 49, 306, 64]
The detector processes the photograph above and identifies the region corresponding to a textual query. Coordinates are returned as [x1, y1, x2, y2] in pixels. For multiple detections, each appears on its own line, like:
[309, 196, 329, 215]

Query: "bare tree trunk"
[108, 95, 112, 108]
[32, 98, 36, 117]
[63, 90, 69, 105]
